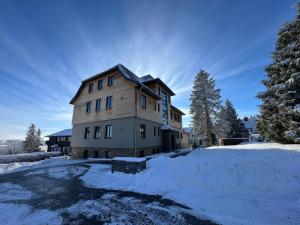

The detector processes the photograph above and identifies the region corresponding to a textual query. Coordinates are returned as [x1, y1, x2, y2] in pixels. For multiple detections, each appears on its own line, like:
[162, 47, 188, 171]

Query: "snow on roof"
[244, 117, 257, 129]
[46, 129, 72, 137]
[182, 127, 192, 133]
[113, 157, 146, 162]
[161, 125, 180, 131]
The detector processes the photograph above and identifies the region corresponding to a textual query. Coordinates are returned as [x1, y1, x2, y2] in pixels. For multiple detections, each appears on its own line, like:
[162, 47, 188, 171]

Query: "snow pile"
[0, 151, 62, 164]
[113, 157, 146, 162]
[82, 143, 300, 225]
[0, 156, 85, 174]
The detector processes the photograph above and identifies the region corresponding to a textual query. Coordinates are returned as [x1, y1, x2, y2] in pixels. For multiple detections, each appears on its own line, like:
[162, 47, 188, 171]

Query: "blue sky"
[0, 0, 297, 139]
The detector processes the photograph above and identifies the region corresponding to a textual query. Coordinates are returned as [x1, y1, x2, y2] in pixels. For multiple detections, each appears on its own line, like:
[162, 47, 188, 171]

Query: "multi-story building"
[70, 64, 185, 158]
[45, 129, 72, 154]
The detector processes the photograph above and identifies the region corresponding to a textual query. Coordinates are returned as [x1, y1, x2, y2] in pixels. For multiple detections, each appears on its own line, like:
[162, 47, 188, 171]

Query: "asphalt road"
[0, 163, 218, 225]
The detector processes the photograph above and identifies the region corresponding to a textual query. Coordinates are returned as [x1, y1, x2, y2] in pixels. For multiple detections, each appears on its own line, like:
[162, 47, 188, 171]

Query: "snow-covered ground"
[0, 151, 61, 164]
[81, 143, 300, 225]
[0, 156, 86, 174]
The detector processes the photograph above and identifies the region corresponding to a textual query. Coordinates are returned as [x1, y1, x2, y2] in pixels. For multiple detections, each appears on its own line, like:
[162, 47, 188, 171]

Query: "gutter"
[134, 85, 143, 157]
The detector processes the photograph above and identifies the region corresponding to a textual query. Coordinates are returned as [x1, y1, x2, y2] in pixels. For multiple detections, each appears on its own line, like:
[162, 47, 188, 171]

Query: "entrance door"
[83, 150, 88, 159]
[93, 151, 99, 158]
[162, 130, 169, 152]
[171, 134, 175, 150]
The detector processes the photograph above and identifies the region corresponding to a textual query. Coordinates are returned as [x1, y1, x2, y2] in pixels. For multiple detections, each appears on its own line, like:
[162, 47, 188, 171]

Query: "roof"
[171, 105, 185, 115]
[70, 64, 161, 104]
[142, 78, 175, 96]
[139, 75, 154, 82]
[160, 125, 180, 131]
[182, 127, 192, 134]
[46, 129, 72, 137]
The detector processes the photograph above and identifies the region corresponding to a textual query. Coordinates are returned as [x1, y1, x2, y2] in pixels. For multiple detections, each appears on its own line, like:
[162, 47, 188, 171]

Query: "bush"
[0, 152, 62, 164]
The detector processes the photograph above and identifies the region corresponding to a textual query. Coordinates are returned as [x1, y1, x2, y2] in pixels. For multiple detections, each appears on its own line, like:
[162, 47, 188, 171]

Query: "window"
[94, 126, 100, 139]
[154, 101, 157, 111]
[105, 125, 112, 139]
[180, 132, 183, 138]
[140, 124, 146, 138]
[98, 79, 103, 89]
[158, 87, 161, 95]
[86, 101, 91, 113]
[171, 111, 173, 120]
[95, 98, 101, 112]
[84, 127, 90, 139]
[157, 103, 160, 112]
[141, 95, 146, 109]
[154, 126, 156, 136]
[88, 83, 93, 93]
[108, 76, 114, 87]
[106, 96, 113, 109]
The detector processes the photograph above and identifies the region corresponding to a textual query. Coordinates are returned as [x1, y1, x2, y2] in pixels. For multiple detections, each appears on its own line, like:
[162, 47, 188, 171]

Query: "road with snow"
[0, 162, 217, 225]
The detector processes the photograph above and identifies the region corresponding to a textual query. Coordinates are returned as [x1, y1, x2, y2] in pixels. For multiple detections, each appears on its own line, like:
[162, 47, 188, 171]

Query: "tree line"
[190, 70, 248, 146]
[190, 3, 300, 145]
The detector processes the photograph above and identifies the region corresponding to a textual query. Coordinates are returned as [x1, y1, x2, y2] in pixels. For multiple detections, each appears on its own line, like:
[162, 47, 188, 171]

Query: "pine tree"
[36, 129, 43, 151]
[237, 119, 249, 138]
[215, 105, 230, 139]
[23, 124, 42, 152]
[190, 70, 222, 146]
[223, 100, 240, 138]
[257, 3, 300, 143]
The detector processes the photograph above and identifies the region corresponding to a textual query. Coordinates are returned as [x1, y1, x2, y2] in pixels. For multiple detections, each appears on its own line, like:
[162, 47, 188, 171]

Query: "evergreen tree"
[190, 70, 222, 146]
[237, 119, 249, 138]
[36, 129, 43, 151]
[224, 100, 240, 138]
[257, 3, 300, 143]
[23, 124, 42, 152]
[222, 100, 249, 138]
[215, 105, 230, 139]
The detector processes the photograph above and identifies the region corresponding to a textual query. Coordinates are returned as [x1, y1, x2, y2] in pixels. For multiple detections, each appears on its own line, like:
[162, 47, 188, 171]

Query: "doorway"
[171, 135, 175, 150]
[83, 150, 88, 159]
[93, 151, 99, 158]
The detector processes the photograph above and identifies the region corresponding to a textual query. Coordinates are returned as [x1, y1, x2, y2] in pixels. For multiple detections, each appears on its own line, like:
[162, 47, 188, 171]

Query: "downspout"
[134, 85, 143, 157]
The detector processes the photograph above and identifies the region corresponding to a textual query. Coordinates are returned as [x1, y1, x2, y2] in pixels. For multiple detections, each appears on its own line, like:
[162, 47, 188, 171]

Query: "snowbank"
[81, 143, 300, 225]
[0, 151, 62, 164]
[0, 156, 89, 174]
[113, 157, 146, 162]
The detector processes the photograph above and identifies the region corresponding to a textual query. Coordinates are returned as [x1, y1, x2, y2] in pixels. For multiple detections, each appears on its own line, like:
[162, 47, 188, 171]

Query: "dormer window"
[108, 76, 114, 87]
[88, 83, 93, 93]
[98, 80, 103, 89]
[141, 95, 146, 109]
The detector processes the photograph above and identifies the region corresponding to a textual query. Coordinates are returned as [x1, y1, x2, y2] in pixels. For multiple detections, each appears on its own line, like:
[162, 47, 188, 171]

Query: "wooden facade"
[70, 64, 185, 158]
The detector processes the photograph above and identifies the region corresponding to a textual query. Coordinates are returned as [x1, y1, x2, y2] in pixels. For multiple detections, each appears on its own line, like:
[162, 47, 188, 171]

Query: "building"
[180, 128, 190, 148]
[184, 127, 207, 147]
[70, 64, 185, 158]
[243, 116, 257, 134]
[45, 129, 72, 154]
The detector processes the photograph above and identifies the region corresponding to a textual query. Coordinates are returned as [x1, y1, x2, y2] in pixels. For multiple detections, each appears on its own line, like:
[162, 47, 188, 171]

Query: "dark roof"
[171, 105, 185, 115]
[139, 75, 154, 83]
[142, 78, 175, 96]
[70, 64, 161, 104]
[46, 129, 72, 137]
